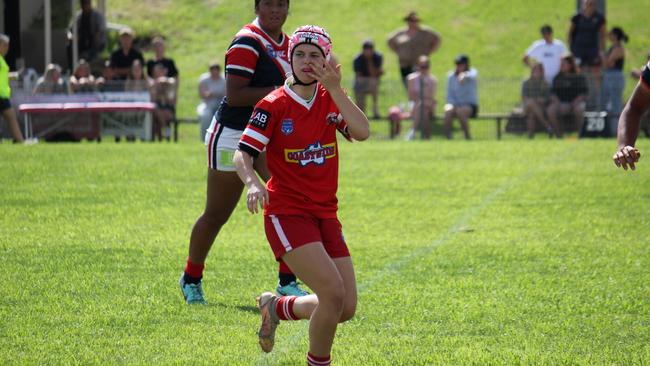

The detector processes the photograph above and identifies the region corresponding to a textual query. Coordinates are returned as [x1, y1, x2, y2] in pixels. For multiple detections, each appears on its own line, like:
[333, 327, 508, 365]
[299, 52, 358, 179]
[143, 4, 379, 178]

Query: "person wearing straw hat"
[387, 11, 441, 87]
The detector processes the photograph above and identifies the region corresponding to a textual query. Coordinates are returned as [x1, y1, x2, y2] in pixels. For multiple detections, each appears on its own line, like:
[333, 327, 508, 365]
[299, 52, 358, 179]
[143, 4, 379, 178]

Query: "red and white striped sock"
[275, 295, 298, 320]
[307, 353, 331, 366]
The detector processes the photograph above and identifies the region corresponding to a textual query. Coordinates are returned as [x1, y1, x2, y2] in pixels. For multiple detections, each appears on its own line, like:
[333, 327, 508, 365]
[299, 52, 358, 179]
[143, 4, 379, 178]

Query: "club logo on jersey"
[281, 119, 294, 135]
[249, 108, 270, 130]
[266, 45, 286, 60]
[285, 141, 336, 166]
[326, 112, 341, 125]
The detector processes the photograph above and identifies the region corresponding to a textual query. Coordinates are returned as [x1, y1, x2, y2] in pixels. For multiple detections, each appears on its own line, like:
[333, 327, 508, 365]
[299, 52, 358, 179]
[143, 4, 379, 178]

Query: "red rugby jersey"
[239, 84, 352, 218]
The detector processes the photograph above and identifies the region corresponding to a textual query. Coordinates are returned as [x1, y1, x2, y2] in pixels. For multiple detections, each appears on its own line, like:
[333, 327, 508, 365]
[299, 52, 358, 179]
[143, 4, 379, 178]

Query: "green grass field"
[1, 123, 649, 365]
[104, 0, 650, 117]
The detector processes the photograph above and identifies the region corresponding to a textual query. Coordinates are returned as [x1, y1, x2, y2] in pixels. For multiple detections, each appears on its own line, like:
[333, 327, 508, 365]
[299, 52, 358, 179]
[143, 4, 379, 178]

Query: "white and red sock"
[307, 352, 331, 366]
[275, 295, 298, 320]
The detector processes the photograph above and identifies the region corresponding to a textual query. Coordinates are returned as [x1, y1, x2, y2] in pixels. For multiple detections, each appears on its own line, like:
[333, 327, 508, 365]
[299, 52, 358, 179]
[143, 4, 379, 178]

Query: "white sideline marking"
[254, 145, 576, 365]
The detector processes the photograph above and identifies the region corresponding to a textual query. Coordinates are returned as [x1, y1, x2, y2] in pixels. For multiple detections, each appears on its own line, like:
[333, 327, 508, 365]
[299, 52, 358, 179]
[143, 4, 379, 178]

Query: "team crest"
[326, 112, 340, 125]
[281, 119, 294, 135]
[266, 45, 276, 58]
[285, 141, 336, 166]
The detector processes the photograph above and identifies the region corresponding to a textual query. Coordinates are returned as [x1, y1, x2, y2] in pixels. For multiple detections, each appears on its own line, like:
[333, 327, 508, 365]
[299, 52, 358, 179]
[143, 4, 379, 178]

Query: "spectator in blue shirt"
[443, 54, 478, 140]
[353, 40, 383, 119]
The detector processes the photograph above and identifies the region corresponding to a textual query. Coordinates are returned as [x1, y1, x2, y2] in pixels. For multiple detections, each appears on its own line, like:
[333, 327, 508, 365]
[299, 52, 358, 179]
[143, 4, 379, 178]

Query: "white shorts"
[204, 116, 242, 171]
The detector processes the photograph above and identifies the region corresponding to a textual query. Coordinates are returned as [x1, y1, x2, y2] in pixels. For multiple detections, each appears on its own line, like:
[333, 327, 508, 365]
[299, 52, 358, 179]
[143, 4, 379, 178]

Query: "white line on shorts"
[254, 144, 576, 365]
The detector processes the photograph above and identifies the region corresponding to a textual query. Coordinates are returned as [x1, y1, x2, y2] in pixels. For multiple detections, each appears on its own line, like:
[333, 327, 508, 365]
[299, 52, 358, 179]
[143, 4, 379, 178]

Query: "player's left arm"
[308, 61, 370, 141]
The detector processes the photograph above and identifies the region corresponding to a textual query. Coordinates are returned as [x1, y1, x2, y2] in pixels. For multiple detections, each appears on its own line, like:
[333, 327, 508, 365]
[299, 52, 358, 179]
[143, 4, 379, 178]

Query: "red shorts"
[264, 215, 350, 260]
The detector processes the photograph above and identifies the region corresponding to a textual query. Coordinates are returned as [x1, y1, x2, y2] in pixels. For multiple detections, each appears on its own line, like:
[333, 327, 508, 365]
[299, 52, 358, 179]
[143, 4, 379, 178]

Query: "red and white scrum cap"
[289, 25, 332, 61]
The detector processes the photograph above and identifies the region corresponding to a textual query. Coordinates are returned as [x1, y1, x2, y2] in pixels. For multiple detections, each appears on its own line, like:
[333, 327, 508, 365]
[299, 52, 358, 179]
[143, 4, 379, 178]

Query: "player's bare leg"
[2, 108, 24, 143]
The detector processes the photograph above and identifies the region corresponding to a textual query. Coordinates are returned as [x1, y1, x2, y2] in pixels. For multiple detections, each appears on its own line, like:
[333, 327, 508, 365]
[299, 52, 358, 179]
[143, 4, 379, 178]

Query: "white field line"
[254, 145, 576, 365]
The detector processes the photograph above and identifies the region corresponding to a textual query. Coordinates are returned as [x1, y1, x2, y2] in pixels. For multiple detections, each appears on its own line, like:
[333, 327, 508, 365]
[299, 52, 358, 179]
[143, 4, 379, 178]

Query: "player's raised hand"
[307, 60, 341, 91]
[246, 181, 269, 214]
[613, 146, 641, 170]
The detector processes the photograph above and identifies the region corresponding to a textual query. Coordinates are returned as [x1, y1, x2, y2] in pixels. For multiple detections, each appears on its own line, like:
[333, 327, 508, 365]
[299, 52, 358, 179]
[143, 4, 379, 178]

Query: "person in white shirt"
[523, 25, 567, 84]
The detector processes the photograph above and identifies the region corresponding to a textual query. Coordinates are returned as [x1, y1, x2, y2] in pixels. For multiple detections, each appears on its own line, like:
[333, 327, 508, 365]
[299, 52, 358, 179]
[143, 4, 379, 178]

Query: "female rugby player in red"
[234, 25, 370, 366]
[180, 0, 307, 305]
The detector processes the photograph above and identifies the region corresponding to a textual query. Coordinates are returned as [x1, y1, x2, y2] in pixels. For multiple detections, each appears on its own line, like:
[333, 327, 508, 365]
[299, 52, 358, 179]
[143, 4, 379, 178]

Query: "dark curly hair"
[255, 0, 290, 9]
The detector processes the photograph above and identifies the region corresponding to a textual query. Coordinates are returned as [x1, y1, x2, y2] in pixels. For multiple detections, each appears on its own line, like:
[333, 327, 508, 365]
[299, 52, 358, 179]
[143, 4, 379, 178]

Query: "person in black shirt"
[109, 27, 144, 81]
[146, 36, 178, 79]
[568, 0, 606, 109]
[353, 40, 383, 119]
[546, 55, 587, 137]
[68, 0, 106, 63]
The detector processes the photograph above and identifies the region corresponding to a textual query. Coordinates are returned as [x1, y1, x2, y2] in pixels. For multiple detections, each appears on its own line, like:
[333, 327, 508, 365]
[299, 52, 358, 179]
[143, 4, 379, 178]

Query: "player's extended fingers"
[629, 160, 636, 170]
[613, 153, 622, 167]
[629, 148, 641, 162]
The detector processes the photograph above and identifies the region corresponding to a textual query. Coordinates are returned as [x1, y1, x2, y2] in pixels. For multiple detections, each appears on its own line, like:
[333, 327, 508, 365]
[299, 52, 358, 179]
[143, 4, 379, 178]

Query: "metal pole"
[71, 0, 78, 70]
[44, 0, 52, 68]
[98, 0, 106, 16]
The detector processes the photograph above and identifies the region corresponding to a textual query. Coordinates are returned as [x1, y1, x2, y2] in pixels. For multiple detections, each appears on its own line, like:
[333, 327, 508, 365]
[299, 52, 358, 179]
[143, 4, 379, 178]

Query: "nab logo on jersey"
[285, 142, 336, 166]
[250, 108, 270, 130]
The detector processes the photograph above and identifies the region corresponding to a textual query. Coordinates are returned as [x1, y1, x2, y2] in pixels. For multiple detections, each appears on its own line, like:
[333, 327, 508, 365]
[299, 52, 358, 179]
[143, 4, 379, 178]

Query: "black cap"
[454, 54, 469, 65]
[540, 24, 553, 34]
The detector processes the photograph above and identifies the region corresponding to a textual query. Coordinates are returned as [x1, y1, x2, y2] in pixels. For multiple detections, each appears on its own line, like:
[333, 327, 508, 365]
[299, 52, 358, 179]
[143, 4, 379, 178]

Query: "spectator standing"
[146, 36, 179, 79]
[387, 11, 441, 87]
[150, 64, 176, 141]
[110, 27, 144, 81]
[0, 34, 24, 143]
[353, 40, 383, 119]
[124, 59, 152, 92]
[69, 59, 96, 93]
[523, 25, 567, 84]
[522, 63, 552, 138]
[443, 54, 477, 140]
[197, 61, 225, 141]
[33, 64, 67, 94]
[568, 0, 606, 109]
[546, 55, 588, 137]
[601, 27, 628, 135]
[406, 55, 436, 140]
[68, 0, 106, 63]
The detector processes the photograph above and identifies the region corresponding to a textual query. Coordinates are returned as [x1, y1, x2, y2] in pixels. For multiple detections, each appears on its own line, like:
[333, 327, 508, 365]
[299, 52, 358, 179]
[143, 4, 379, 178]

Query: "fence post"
[496, 117, 502, 140]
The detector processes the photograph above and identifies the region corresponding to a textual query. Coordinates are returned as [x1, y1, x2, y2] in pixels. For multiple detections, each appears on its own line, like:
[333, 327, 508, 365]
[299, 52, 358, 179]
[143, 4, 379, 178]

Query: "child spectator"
[522, 63, 552, 138]
[124, 59, 152, 92]
[443, 54, 477, 140]
[150, 63, 176, 141]
[33, 63, 67, 94]
[353, 40, 383, 119]
[96, 60, 121, 92]
[69, 59, 96, 93]
[546, 55, 588, 137]
[406, 55, 436, 140]
[197, 61, 225, 141]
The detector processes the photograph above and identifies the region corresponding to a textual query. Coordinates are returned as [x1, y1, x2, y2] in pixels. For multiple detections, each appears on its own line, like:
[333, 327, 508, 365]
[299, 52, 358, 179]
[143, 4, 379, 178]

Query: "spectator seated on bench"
[150, 63, 177, 141]
[70, 59, 97, 93]
[33, 64, 67, 95]
[546, 54, 587, 138]
[522, 63, 553, 138]
[197, 61, 224, 141]
[443, 54, 478, 140]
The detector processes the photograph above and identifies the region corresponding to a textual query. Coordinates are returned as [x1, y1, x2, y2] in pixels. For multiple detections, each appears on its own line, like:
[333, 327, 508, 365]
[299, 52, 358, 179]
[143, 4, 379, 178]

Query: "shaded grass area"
[1, 123, 649, 364]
